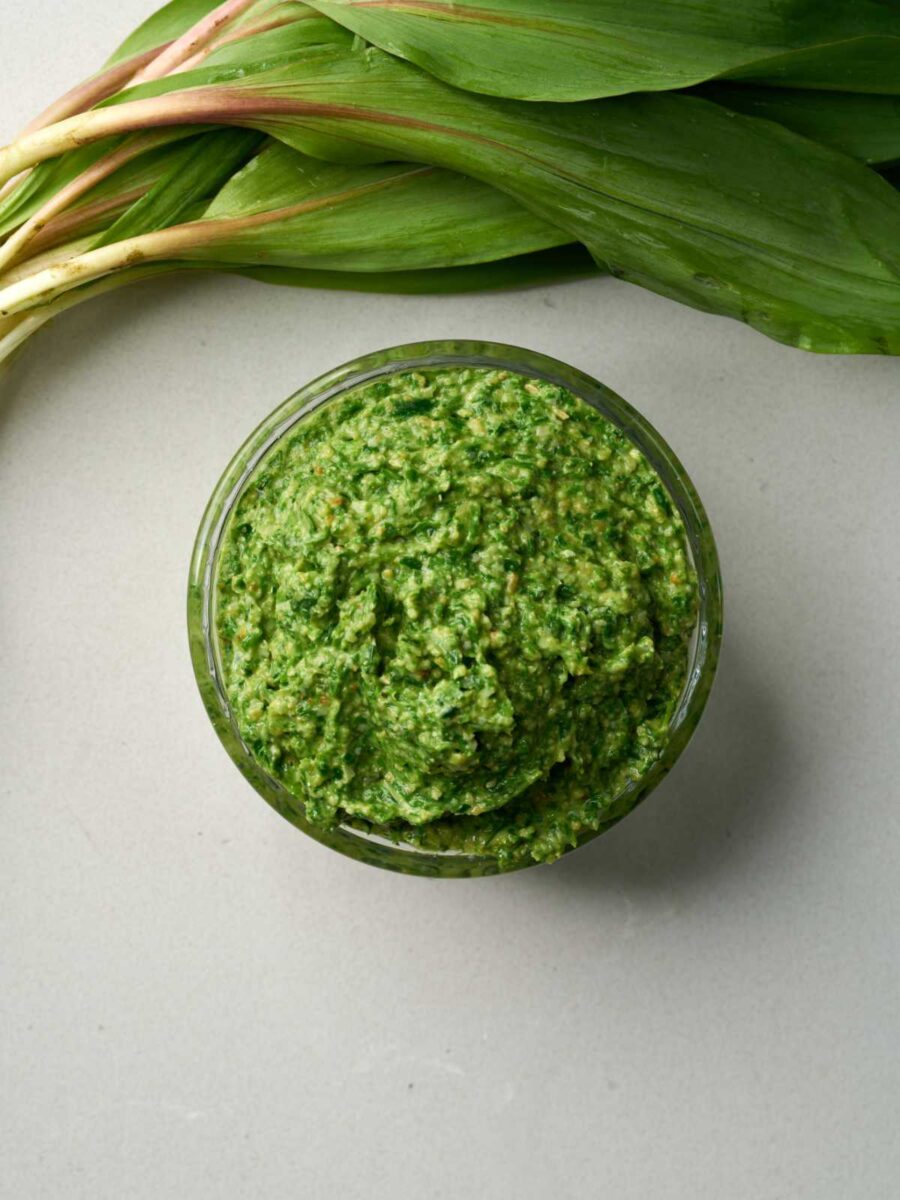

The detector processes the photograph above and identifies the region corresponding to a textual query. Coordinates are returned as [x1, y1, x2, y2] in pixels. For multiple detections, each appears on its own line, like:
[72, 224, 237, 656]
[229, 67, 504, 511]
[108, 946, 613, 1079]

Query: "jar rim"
[188, 340, 724, 877]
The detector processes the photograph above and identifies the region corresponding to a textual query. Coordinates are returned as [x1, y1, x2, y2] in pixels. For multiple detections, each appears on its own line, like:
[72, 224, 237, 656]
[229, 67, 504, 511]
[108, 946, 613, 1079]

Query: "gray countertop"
[3, 5, 900, 1197]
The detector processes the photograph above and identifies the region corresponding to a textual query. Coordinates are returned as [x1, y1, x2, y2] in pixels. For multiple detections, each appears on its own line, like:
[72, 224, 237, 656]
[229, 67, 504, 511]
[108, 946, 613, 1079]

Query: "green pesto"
[216, 367, 697, 870]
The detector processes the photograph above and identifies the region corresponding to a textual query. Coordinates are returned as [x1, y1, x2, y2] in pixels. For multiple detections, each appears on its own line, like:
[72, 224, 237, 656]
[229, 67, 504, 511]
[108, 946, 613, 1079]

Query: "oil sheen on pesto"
[216, 367, 697, 869]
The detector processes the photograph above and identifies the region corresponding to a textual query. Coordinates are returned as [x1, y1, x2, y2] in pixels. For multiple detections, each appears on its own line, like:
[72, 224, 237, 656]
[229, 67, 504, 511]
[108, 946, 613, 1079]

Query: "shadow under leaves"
[523, 637, 791, 899]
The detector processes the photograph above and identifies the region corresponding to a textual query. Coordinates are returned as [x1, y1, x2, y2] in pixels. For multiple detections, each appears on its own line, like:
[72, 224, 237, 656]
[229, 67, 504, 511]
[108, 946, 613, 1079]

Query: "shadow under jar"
[188, 341, 723, 877]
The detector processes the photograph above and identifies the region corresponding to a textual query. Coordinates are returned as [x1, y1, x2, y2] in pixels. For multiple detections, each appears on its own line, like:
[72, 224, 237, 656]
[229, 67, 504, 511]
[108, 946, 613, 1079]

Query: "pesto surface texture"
[216, 367, 697, 869]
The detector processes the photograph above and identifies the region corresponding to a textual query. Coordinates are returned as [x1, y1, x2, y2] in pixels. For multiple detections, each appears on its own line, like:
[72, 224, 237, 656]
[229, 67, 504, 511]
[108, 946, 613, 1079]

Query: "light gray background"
[2, 6, 899, 1198]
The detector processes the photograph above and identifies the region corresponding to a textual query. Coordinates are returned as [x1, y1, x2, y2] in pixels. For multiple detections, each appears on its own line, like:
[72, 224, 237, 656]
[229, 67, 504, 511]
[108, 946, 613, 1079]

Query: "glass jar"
[188, 341, 723, 877]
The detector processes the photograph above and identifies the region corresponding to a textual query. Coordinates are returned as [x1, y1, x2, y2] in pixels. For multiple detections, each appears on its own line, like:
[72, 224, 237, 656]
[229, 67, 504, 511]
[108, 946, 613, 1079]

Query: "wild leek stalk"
[3, 0, 900, 362]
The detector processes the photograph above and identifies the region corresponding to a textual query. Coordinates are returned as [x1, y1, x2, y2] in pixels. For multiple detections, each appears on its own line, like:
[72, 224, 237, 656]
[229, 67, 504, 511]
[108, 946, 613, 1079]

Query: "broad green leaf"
[185, 143, 568, 271]
[721, 34, 900, 93]
[305, 0, 900, 100]
[701, 86, 900, 166]
[92, 129, 262, 247]
[152, 44, 900, 352]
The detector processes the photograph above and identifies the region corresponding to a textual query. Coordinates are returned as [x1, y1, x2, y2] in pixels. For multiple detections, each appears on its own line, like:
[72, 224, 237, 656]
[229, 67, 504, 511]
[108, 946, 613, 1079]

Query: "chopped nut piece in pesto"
[216, 367, 697, 869]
